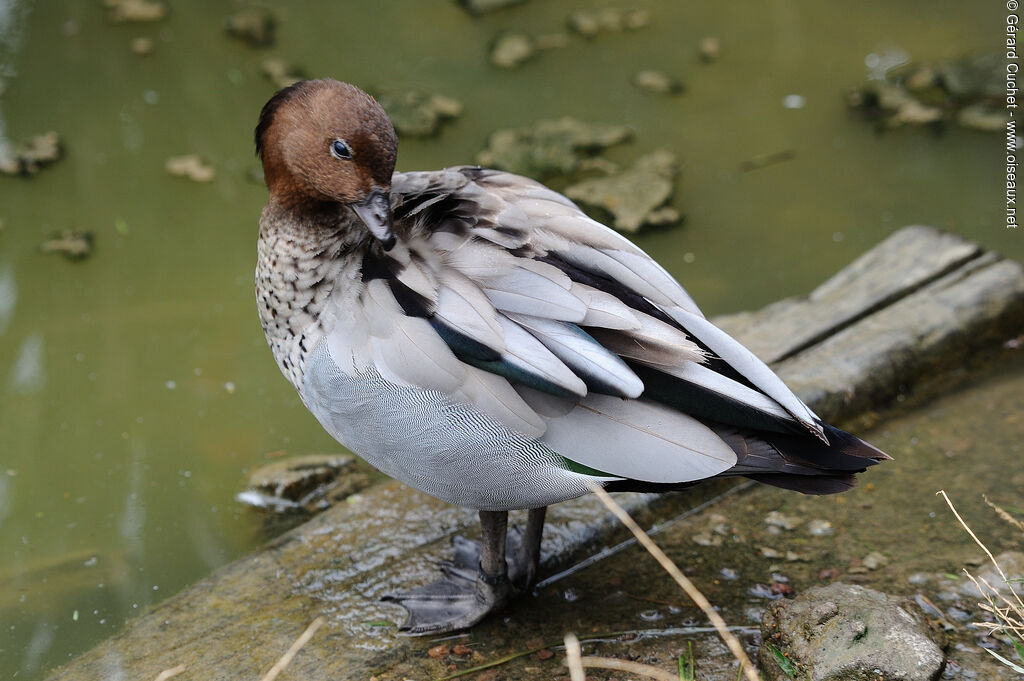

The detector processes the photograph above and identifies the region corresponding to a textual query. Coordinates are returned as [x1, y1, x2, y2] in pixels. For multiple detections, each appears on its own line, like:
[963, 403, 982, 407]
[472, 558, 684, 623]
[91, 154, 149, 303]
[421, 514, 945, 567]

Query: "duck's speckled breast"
[300, 339, 593, 511]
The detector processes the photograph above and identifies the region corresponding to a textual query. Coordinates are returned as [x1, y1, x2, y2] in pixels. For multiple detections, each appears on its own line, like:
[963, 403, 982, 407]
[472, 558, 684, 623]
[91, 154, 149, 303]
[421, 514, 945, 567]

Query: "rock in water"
[375, 91, 463, 137]
[236, 454, 370, 514]
[565, 149, 679, 232]
[760, 582, 945, 681]
[476, 117, 632, 179]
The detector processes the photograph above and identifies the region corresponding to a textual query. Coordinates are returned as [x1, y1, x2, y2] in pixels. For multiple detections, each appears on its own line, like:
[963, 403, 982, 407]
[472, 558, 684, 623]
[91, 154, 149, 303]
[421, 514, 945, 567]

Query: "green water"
[0, 0, 1011, 677]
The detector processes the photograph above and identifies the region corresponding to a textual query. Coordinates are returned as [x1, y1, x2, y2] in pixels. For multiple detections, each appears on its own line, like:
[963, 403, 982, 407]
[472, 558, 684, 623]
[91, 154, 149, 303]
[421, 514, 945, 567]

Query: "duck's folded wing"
[340, 167, 840, 481]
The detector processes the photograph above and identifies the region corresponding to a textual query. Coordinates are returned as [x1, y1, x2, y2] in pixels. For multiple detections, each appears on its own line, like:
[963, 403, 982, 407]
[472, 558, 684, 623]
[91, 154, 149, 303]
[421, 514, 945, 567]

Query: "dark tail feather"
[762, 421, 890, 471]
[714, 421, 889, 496]
[746, 472, 858, 495]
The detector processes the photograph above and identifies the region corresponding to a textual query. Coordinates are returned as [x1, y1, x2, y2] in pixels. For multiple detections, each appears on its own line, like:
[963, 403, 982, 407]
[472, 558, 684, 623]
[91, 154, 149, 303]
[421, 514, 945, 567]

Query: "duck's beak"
[352, 189, 395, 250]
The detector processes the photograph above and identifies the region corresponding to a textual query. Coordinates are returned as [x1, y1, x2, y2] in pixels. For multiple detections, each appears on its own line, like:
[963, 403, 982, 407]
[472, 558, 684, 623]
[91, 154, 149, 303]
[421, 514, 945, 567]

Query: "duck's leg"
[448, 506, 547, 589]
[509, 506, 546, 590]
[384, 510, 512, 635]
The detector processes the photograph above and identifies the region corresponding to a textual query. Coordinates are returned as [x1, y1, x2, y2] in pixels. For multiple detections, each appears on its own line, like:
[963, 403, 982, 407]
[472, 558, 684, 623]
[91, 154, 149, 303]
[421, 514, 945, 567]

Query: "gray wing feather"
[538, 394, 738, 482]
[322, 167, 822, 483]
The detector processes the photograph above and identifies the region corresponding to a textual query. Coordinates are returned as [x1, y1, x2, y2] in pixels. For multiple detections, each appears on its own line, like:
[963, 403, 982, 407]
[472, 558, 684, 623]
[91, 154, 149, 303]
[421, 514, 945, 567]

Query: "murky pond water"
[0, 0, 1012, 678]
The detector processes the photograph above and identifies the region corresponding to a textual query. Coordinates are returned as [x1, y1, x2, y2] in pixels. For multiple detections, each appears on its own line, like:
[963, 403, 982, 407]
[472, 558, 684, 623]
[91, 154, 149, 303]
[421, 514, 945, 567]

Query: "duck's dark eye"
[330, 139, 352, 160]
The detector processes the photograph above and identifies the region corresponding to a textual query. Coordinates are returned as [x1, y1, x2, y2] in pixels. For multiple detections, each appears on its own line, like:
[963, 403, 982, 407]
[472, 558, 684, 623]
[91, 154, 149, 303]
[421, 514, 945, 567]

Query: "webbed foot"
[382, 507, 547, 635]
[382, 563, 510, 635]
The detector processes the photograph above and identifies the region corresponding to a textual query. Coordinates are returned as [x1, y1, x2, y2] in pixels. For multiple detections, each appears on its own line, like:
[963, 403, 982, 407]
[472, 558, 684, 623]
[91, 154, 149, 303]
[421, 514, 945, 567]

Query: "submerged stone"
[104, 0, 167, 23]
[764, 510, 803, 531]
[566, 7, 650, 37]
[476, 117, 632, 179]
[632, 69, 684, 95]
[165, 154, 215, 183]
[959, 550, 1024, 599]
[489, 31, 568, 69]
[40, 230, 93, 260]
[847, 51, 1007, 132]
[956, 103, 1008, 132]
[237, 454, 371, 514]
[0, 131, 63, 176]
[456, 0, 527, 16]
[760, 582, 945, 681]
[698, 36, 720, 62]
[564, 148, 679, 233]
[261, 58, 306, 90]
[490, 32, 536, 69]
[224, 8, 276, 48]
[937, 52, 1002, 100]
[375, 91, 463, 137]
[130, 36, 154, 55]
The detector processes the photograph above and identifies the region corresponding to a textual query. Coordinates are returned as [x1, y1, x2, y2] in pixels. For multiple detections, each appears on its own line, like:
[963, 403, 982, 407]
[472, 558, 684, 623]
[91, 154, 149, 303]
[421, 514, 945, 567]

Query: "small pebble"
[428, 644, 450, 658]
[862, 551, 889, 570]
[720, 567, 740, 580]
[749, 583, 787, 600]
[806, 519, 834, 536]
[452, 644, 472, 655]
[946, 606, 971, 621]
[764, 510, 803, 531]
[536, 648, 555, 660]
[913, 593, 944, 618]
[692, 531, 721, 547]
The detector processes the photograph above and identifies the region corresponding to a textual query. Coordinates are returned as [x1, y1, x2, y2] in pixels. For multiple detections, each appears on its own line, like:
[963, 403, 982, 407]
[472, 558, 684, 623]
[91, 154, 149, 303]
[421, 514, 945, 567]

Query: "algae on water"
[565, 148, 680, 233]
[476, 117, 633, 179]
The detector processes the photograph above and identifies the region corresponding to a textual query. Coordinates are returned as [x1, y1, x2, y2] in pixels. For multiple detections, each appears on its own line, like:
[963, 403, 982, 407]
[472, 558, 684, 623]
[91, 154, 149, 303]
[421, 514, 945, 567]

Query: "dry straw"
[259, 616, 326, 681]
[938, 490, 1024, 673]
[587, 482, 761, 681]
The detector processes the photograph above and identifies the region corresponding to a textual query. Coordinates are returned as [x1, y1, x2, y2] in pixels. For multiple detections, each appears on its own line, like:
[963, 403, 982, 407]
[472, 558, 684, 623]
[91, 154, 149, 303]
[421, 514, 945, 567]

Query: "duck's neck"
[255, 199, 367, 386]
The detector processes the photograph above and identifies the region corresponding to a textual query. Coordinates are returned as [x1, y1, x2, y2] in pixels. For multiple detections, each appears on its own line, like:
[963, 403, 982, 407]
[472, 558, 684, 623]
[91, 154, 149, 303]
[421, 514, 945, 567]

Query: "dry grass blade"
[578, 655, 681, 681]
[937, 491, 1024, 612]
[564, 633, 586, 681]
[939, 490, 1024, 673]
[259, 616, 326, 681]
[564, 632, 682, 681]
[587, 482, 761, 681]
[984, 495, 1024, 533]
[153, 665, 185, 681]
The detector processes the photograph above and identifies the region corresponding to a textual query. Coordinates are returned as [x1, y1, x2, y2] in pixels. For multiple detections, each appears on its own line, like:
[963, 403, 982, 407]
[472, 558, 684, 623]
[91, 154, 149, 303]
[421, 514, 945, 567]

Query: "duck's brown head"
[255, 79, 398, 248]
